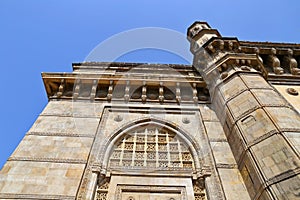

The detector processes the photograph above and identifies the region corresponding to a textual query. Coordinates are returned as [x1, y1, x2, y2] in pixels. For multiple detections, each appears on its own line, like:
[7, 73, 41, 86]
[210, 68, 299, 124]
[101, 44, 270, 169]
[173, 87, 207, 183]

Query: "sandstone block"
[28, 116, 99, 136]
[237, 108, 277, 143]
[11, 135, 93, 161]
[41, 101, 104, 117]
[227, 91, 259, 119]
[220, 75, 247, 101]
[218, 168, 251, 200]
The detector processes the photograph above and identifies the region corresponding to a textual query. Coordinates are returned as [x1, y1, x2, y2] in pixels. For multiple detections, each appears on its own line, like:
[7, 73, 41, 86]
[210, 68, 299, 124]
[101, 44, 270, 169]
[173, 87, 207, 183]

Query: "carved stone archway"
[77, 116, 211, 200]
[93, 119, 207, 200]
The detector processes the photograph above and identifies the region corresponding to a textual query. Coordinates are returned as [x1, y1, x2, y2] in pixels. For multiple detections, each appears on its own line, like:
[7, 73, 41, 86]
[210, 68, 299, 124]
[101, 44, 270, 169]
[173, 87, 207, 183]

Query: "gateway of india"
[0, 22, 300, 200]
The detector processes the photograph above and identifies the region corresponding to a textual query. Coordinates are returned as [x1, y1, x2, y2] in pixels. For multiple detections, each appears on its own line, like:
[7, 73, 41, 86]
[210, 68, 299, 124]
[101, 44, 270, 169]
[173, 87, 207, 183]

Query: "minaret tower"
[187, 22, 300, 199]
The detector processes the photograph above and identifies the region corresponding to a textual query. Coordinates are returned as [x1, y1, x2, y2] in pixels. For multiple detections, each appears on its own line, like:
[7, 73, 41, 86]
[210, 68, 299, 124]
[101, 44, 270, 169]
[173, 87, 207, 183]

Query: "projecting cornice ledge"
[41, 66, 210, 103]
[190, 38, 300, 84]
[240, 41, 300, 84]
[188, 22, 300, 85]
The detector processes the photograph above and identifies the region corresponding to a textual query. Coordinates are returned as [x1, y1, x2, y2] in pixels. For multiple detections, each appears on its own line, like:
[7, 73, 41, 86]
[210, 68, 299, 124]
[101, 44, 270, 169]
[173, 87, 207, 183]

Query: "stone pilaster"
[188, 22, 300, 200]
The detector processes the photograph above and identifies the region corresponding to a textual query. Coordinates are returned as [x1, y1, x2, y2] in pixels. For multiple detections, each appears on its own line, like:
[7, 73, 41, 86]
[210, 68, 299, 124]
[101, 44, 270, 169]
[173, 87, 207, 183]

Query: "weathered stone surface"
[100, 108, 205, 145]
[199, 105, 219, 121]
[271, 174, 300, 199]
[204, 121, 227, 141]
[212, 89, 227, 121]
[284, 132, 300, 154]
[236, 108, 277, 143]
[240, 74, 271, 89]
[218, 168, 251, 200]
[220, 75, 247, 101]
[227, 91, 259, 119]
[251, 134, 299, 179]
[273, 85, 300, 112]
[2, 21, 300, 200]
[28, 115, 99, 136]
[0, 161, 84, 197]
[227, 126, 246, 163]
[239, 153, 264, 199]
[189, 21, 300, 200]
[11, 135, 93, 161]
[251, 89, 287, 106]
[265, 107, 300, 130]
[41, 101, 104, 117]
[210, 141, 236, 165]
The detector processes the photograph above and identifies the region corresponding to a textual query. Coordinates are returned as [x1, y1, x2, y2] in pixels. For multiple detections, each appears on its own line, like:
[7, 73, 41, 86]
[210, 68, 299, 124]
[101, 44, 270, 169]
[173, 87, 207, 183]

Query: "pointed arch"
[100, 117, 203, 173]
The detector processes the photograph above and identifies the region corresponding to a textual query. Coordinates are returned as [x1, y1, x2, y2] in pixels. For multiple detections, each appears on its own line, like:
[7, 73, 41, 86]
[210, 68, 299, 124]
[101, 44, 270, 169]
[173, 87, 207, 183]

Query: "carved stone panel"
[117, 185, 185, 200]
[107, 176, 196, 200]
[108, 126, 194, 170]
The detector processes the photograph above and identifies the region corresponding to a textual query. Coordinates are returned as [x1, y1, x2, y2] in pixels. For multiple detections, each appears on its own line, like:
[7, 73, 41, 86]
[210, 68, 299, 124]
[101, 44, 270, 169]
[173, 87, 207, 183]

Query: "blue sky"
[0, 0, 299, 169]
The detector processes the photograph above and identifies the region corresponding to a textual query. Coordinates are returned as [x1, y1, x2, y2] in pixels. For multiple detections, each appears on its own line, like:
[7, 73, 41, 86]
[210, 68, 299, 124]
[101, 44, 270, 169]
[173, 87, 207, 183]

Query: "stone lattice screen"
[108, 125, 194, 170]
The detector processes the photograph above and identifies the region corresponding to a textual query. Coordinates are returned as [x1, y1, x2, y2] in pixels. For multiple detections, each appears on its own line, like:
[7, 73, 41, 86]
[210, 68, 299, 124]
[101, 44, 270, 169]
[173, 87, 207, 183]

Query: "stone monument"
[0, 22, 299, 200]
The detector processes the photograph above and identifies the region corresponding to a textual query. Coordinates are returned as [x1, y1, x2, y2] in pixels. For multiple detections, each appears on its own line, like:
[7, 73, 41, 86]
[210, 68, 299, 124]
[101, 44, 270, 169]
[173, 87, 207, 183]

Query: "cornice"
[42, 59, 300, 102]
[42, 66, 210, 104]
[240, 41, 300, 49]
[190, 31, 300, 85]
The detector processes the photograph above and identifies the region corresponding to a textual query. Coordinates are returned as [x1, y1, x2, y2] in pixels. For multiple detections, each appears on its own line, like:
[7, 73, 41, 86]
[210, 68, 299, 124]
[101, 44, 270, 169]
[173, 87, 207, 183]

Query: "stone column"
[187, 22, 300, 200]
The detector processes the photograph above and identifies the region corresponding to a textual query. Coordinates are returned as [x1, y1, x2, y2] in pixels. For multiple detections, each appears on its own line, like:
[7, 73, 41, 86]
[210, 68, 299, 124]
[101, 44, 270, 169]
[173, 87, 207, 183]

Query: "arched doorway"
[94, 122, 206, 200]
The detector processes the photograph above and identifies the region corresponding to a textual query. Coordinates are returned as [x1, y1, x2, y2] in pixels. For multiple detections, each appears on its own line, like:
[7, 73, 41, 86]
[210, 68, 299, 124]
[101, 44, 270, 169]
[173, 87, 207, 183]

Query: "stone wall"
[0, 100, 251, 200]
[0, 101, 102, 199]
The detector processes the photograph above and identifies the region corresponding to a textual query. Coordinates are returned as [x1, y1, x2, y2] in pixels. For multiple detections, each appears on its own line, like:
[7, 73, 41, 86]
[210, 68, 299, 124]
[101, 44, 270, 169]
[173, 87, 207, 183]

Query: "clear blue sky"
[0, 0, 299, 169]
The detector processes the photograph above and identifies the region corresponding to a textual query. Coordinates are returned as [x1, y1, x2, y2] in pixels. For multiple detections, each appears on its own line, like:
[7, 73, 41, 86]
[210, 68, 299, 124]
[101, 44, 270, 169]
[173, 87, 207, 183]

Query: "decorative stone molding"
[265, 167, 300, 187]
[114, 114, 123, 122]
[208, 138, 227, 142]
[76, 106, 218, 199]
[188, 24, 300, 85]
[107, 126, 195, 170]
[115, 185, 187, 200]
[0, 193, 74, 200]
[94, 178, 110, 200]
[8, 156, 87, 164]
[245, 130, 278, 150]
[77, 165, 93, 200]
[286, 87, 299, 96]
[42, 63, 209, 104]
[279, 128, 300, 132]
[26, 131, 95, 138]
[182, 117, 191, 124]
[239, 42, 300, 79]
[267, 48, 284, 75]
[215, 163, 238, 169]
